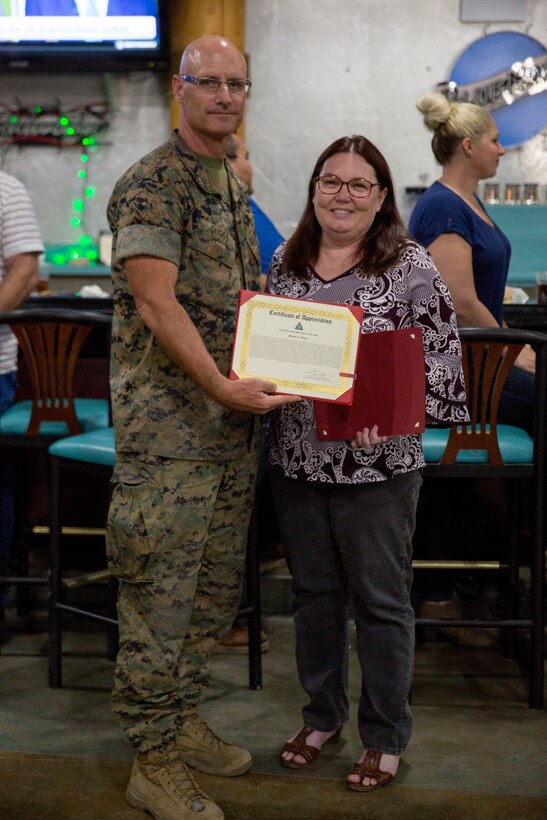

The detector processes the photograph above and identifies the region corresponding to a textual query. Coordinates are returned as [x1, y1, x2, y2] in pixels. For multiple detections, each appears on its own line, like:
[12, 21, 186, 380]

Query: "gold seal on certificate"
[230, 290, 364, 403]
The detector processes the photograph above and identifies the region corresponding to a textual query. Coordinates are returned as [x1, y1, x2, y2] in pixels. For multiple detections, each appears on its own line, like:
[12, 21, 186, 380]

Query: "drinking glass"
[505, 184, 521, 204]
[483, 183, 500, 204]
[522, 184, 539, 204]
[536, 271, 547, 305]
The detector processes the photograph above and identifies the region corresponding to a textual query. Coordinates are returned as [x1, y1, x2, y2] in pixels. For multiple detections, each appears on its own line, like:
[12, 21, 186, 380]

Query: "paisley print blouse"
[267, 241, 468, 484]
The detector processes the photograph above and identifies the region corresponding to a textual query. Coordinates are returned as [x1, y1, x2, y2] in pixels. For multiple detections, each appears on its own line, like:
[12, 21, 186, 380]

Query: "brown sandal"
[347, 749, 396, 792]
[280, 726, 342, 769]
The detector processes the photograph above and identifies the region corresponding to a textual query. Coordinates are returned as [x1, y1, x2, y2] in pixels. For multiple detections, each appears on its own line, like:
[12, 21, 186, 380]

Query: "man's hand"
[209, 375, 302, 414]
[125, 258, 302, 414]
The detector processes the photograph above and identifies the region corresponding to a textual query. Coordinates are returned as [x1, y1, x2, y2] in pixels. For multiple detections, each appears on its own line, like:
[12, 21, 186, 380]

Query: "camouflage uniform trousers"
[106, 449, 258, 752]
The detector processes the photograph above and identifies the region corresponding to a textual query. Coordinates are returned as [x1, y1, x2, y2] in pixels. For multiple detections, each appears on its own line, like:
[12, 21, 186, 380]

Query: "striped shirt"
[0, 171, 44, 374]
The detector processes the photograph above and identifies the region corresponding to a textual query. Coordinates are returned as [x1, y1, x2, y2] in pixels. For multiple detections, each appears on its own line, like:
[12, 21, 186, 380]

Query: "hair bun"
[416, 92, 452, 131]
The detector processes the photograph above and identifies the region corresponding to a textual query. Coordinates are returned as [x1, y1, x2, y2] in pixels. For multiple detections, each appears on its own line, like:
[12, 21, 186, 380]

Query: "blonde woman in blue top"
[410, 93, 535, 392]
[409, 93, 535, 640]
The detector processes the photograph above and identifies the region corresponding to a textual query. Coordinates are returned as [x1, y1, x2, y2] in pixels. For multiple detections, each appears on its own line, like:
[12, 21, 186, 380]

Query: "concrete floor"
[1, 543, 546, 820]
[0, 596, 546, 813]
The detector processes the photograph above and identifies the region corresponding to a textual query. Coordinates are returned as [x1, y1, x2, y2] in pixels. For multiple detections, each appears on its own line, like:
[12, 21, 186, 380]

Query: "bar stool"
[416, 327, 547, 709]
[0, 309, 111, 612]
[48, 428, 263, 691]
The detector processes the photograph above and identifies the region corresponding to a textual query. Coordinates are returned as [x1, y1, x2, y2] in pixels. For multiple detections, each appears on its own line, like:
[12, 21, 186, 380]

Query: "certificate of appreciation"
[230, 290, 364, 403]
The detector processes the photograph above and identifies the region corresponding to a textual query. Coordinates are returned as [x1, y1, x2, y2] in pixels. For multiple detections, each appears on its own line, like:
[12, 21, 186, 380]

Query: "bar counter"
[25, 294, 113, 313]
[504, 303, 547, 333]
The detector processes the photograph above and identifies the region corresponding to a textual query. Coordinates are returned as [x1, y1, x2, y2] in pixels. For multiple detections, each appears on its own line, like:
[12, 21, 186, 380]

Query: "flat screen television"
[0, 0, 170, 72]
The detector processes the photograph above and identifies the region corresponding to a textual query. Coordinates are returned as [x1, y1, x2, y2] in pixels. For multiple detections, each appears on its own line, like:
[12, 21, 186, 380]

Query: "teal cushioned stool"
[47, 427, 117, 688]
[47, 426, 264, 691]
[48, 427, 115, 467]
[422, 424, 533, 464]
[0, 398, 109, 436]
[417, 327, 547, 709]
[0, 308, 112, 619]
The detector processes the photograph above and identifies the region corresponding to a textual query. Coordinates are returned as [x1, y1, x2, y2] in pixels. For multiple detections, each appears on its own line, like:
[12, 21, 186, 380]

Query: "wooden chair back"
[441, 337, 523, 465]
[12, 321, 92, 435]
[0, 308, 112, 436]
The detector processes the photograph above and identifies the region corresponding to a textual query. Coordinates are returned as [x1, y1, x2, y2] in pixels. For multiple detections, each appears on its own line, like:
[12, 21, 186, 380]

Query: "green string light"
[77, 234, 98, 260]
[65, 131, 100, 262]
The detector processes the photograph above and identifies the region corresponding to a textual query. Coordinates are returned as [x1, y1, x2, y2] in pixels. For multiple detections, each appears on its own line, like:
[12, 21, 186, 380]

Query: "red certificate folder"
[314, 328, 426, 439]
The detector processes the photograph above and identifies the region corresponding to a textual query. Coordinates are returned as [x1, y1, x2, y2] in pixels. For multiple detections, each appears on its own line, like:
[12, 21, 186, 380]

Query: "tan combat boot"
[126, 740, 224, 820]
[176, 714, 252, 776]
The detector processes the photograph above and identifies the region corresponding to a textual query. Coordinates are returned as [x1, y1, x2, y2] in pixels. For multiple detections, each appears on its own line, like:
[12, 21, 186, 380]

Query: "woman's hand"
[351, 425, 388, 449]
[514, 344, 535, 375]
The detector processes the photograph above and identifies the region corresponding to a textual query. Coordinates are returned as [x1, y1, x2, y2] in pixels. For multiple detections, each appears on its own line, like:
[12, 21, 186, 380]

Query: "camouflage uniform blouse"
[108, 131, 260, 460]
[267, 241, 469, 484]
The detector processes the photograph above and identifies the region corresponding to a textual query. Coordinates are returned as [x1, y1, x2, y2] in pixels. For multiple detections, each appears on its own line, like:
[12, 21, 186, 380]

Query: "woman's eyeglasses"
[315, 174, 382, 198]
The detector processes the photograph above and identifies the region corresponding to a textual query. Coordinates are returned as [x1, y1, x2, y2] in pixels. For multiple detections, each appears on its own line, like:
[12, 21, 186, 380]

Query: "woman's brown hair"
[282, 135, 406, 279]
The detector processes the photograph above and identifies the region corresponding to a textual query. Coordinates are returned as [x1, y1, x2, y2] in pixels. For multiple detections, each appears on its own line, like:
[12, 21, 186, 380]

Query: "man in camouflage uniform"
[106, 35, 297, 820]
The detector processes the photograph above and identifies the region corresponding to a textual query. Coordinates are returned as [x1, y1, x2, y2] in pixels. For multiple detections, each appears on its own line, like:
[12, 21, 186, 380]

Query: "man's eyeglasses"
[180, 75, 252, 95]
[315, 175, 382, 198]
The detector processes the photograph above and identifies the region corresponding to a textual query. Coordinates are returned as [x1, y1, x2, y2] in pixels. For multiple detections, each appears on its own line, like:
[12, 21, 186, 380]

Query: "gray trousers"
[107, 451, 257, 752]
[270, 468, 422, 755]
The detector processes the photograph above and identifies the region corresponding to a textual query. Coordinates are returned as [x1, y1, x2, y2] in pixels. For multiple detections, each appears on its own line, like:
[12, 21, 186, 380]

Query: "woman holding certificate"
[267, 135, 468, 792]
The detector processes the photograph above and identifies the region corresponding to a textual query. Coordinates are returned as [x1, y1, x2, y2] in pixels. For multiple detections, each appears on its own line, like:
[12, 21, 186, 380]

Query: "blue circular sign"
[449, 31, 547, 148]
